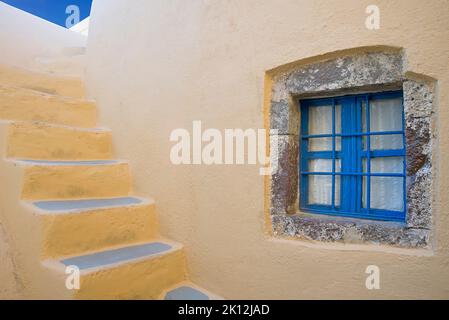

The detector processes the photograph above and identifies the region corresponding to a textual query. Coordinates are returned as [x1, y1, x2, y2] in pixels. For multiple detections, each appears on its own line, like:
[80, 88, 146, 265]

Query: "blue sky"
[1, 0, 92, 27]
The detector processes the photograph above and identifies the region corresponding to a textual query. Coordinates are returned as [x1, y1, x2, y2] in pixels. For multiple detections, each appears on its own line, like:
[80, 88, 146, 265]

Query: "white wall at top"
[71, 17, 90, 36]
[0, 2, 87, 77]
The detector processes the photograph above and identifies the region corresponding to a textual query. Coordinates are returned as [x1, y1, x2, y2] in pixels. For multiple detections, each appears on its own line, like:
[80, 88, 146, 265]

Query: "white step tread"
[32, 197, 149, 213]
[165, 285, 211, 300]
[60, 242, 177, 271]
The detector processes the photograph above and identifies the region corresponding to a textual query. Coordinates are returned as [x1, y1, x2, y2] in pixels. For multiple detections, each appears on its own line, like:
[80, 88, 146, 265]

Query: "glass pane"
[308, 159, 341, 172]
[308, 104, 342, 134]
[370, 97, 403, 132]
[309, 105, 332, 135]
[362, 157, 404, 174]
[363, 134, 403, 150]
[335, 104, 342, 134]
[307, 160, 341, 206]
[362, 158, 404, 209]
[362, 100, 367, 132]
[371, 157, 404, 174]
[362, 161, 367, 208]
[363, 177, 404, 211]
[334, 175, 341, 207]
[309, 137, 341, 151]
[308, 175, 332, 206]
[362, 176, 368, 209]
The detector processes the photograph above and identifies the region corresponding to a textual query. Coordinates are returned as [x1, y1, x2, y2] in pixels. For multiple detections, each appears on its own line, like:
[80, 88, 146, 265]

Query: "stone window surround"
[268, 48, 436, 249]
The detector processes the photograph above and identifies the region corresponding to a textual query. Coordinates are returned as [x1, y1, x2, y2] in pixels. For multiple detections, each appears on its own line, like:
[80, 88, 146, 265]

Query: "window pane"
[334, 175, 341, 206]
[370, 97, 403, 132]
[362, 177, 367, 209]
[309, 137, 341, 151]
[363, 134, 403, 150]
[309, 105, 332, 135]
[308, 104, 341, 135]
[308, 159, 341, 172]
[307, 160, 341, 206]
[363, 177, 404, 211]
[335, 104, 342, 134]
[363, 157, 404, 174]
[308, 175, 332, 206]
[371, 157, 404, 174]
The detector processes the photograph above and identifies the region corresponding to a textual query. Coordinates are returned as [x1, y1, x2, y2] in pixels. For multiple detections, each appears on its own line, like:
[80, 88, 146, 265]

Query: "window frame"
[299, 91, 406, 222]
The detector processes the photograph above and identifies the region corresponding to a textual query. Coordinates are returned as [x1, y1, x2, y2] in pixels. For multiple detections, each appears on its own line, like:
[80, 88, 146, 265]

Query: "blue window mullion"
[354, 97, 364, 213]
[350, 98, 362, 214]
[302, 131, 404, 139]
[300, 103, 310, 208]
[366, 95, 372, 214]
[362, 149, 405, 158]
[305, 152, 335, 159]
[340, 98, 353, 212]
[401, 94, 407, 217]
[301, 172, 405, 177]
[331, 99, 336, 210]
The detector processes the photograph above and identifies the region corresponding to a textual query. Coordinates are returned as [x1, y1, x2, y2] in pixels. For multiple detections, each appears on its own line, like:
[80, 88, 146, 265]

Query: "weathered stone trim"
[270, 135, 298, 215]
[268, 49, 435, 248]
[272, 214, 429, 248]
[404, 80, 434, 230]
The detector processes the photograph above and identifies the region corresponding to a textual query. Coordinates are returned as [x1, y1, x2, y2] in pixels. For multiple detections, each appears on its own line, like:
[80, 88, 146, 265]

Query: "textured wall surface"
[86, 0, 449, 298]
[0, 222, 22, 299]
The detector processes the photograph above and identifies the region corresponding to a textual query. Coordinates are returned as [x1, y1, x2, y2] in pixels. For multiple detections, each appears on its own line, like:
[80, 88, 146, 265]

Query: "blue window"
[300, 91, 406, 222]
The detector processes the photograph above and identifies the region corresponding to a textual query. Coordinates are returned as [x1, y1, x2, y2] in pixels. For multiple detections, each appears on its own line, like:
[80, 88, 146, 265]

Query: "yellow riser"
[39, 202, 159, 258]
[6, 122, 112, 160]
[0, 64, 86, 99]
[75, 247, 187, 299]
[20, 162, 132, 200]
[0, 86, 96, 128]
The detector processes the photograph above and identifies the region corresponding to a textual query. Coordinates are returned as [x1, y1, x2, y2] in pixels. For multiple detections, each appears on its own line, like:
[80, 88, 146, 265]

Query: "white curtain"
[362, 157, 404, 211]
[363, 98, 404, 211]
[365, 98, 404, 211]
[308, 104, 341, 151]
[307, 104, 341, 206]
[367, 97, 403, 150]
[308, 159, 341, 206]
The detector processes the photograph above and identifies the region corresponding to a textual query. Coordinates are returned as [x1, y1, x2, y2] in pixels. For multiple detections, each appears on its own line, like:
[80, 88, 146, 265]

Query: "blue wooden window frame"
[299, 91, 406, 222]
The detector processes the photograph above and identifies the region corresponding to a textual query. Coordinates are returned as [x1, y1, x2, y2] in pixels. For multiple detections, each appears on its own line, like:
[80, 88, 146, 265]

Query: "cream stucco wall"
[86, 0, 449, 299]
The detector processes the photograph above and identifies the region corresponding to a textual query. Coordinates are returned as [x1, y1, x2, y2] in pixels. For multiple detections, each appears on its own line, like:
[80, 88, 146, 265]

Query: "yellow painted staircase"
[0, 65, 219, 300]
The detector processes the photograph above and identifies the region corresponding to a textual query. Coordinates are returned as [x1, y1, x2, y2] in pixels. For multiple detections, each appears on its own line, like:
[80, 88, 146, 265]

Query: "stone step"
[164, 284, 215, 300]
[0, 85, 96, 128]
[15, 160, 132, 200]
[44, 241, 187, 299]
[29, 197, 158, 258]
[0, 64, 86, 99]
[34, 197, 144, 211]
[6, 122, 112, 160]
